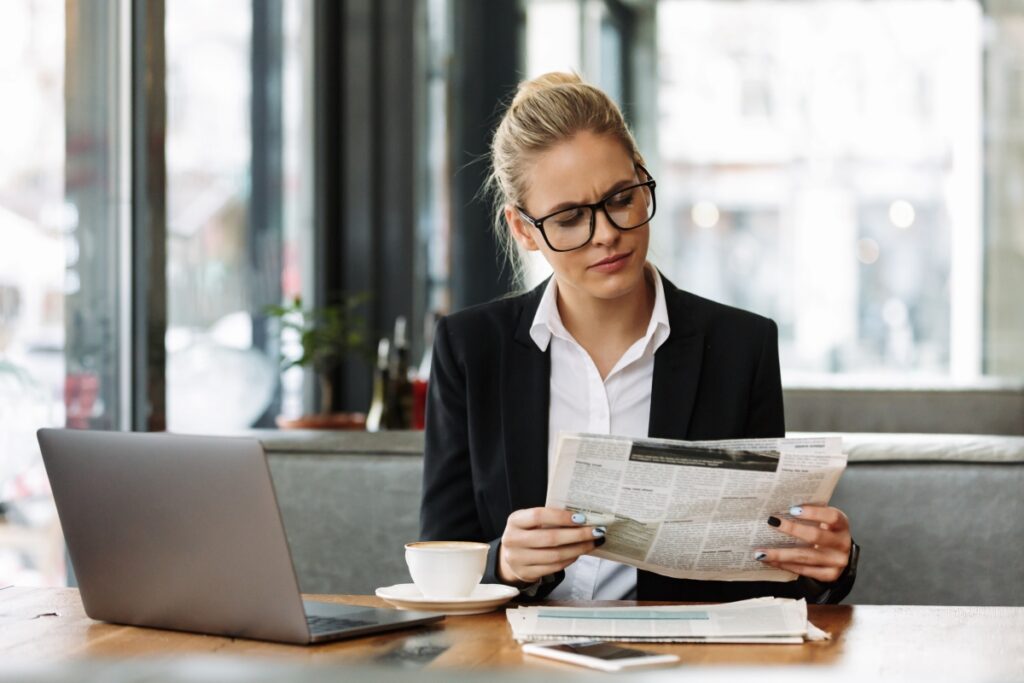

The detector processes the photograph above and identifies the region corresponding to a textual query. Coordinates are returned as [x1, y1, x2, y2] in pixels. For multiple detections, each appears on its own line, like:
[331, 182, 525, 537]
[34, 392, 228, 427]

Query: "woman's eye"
[553, 209, 583, 227]
[608, 189, 635, 207]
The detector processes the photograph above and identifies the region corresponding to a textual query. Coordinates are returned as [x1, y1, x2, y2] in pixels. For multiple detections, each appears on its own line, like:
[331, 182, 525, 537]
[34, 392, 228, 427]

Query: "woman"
[421, 72, 857, 602]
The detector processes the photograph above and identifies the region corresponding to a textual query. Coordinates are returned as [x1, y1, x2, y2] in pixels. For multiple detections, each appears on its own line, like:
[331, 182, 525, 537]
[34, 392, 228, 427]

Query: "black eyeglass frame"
[515, 165, 657, 252]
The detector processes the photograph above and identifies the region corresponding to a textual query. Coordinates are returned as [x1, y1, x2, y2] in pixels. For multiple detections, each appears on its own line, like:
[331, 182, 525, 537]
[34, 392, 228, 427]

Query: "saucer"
[375, 583, 519, 615]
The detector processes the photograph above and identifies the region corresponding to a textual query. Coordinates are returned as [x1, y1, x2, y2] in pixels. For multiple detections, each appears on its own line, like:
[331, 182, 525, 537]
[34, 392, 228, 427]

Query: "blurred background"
[1, 0, 1022, 587]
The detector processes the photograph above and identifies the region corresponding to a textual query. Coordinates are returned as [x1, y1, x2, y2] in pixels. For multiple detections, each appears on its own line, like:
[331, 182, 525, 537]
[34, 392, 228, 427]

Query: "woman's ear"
[505, 205, 541, 252]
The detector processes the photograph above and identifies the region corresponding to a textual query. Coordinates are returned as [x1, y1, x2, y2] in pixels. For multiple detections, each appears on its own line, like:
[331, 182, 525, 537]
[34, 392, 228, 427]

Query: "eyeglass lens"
[544, 184, 654, 251]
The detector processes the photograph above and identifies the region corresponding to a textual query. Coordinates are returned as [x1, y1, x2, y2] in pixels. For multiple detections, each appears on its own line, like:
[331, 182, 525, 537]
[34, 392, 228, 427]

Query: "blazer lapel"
[648, 274, 704, 440]
[502, 284, 552, 512]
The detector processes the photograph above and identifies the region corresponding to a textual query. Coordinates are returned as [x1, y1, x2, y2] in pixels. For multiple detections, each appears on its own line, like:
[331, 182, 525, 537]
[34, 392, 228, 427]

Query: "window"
[0, 0, 314, 587]
[524, 0, 1016, 383]
[0, 0, 67, 587]
[1, 0, 129, 586]
[983, 2, 1024, 377]
[653, 0, 987, 383]
[420, 0, 453, 319]
[165, 0, 313, 431]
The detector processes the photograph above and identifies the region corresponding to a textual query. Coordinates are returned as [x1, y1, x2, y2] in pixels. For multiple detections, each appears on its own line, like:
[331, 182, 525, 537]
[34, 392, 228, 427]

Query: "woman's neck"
[555, 267, 656, 377]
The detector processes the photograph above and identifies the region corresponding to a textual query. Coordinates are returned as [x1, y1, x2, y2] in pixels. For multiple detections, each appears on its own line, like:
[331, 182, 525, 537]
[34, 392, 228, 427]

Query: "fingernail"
[754, 552, 767, 561]
[767, 516, 781, 527]
[790, 506, 804, 517]
[592, 526, 606, 538]
[595, 537, 606, 547]
[571, 513, 586, 525]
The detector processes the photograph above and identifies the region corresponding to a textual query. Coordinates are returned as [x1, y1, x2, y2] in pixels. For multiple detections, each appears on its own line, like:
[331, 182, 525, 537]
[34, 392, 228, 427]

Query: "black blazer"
[420, 272, 855, 602]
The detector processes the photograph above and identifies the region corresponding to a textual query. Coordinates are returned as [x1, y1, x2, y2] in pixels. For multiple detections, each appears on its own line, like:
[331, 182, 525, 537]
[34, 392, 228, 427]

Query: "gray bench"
[261, 431, 1024, 606]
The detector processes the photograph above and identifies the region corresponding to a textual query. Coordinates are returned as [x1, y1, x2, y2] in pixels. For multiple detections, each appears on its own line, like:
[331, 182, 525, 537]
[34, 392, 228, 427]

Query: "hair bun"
[512, 71, 584, 106]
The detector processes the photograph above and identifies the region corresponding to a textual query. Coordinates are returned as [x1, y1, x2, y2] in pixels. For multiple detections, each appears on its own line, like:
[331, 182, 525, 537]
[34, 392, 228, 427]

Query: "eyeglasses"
[516, 165, 657, 252]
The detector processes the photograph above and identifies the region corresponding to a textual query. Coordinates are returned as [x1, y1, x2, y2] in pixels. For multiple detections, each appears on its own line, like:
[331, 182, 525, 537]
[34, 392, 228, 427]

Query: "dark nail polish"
[767, 516, 782, 527]
[595, 537, 606, 547]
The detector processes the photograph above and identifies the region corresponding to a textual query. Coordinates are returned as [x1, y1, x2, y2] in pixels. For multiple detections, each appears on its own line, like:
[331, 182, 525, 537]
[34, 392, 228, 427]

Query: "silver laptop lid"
[37, 429, 311, 643]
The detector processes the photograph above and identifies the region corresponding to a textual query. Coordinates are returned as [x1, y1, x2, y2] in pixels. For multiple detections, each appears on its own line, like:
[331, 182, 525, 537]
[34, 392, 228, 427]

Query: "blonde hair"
[486, 72, 645, 285]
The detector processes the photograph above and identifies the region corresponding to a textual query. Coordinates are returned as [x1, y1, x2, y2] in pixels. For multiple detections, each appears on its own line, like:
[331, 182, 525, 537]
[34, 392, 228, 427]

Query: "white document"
[545, 433, 847, 582]
[507, 597, 829, 644]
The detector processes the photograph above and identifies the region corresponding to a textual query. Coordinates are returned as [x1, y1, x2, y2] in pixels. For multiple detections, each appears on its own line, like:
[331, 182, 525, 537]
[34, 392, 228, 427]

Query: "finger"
[768, 516, 851, 552]
[507, 540, 597, 567]
[501, 544, 583, 585]
[506, 525, 605, 550]
[513, 559, 580, 583]
[755, 546, 848, 568]
[508, 507, 583, 530]
[788, 505, 849, 532]
[768, 561, 843, 584]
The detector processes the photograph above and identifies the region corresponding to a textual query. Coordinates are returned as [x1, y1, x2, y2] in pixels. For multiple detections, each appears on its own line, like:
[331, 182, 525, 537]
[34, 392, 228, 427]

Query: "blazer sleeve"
[745, 318, 786, 438]
[419, 316, 507, 585]
[420, 316, 483, 542]
[421, 317, 565, 589]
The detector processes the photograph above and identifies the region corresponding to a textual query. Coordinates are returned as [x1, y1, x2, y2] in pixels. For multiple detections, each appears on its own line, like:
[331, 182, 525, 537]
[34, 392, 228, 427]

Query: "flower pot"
[275, 412, 367, 430]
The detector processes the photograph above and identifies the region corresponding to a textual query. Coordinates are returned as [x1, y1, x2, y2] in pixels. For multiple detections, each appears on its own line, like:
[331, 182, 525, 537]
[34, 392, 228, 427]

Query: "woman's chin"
[581, 262, 648, 301]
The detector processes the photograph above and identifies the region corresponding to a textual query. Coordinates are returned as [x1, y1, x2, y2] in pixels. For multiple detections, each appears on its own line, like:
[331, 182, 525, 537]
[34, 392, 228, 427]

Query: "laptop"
[36, 428, 444, 644]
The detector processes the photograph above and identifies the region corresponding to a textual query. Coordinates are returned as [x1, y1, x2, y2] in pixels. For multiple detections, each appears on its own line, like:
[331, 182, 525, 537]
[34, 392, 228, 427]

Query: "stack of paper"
[507, 598, 830, 644]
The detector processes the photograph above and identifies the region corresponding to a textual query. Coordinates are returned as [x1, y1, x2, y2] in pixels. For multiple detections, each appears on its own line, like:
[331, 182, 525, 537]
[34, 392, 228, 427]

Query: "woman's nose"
[590, 209, 620, 247]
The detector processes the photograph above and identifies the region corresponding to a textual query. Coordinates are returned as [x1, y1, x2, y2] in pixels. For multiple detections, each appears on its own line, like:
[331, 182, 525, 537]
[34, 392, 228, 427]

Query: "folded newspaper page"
[546, 433, 846, 582]
[507, 597, 830, 643]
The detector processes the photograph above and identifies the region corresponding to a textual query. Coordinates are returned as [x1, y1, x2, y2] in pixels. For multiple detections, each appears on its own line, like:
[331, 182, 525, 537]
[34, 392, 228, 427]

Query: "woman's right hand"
[497, 507, 605, 586]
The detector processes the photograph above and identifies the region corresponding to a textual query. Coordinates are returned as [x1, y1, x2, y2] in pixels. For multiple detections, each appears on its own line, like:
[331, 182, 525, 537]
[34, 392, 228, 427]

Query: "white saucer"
[375, 583, 519, 615]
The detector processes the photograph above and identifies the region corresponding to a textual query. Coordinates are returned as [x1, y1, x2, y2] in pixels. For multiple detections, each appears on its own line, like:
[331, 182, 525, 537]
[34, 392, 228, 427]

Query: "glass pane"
[280, 0, 315, 419]
[0, 0, 66, 587]
[526, 0, 582, 77]
[64, 1, 129, 434]
[654, 0, 983, 382]
[984, 3, 1024, 377]
[165, 0, 258, 432]
[1, 0, 125, 586]
[420, 0, 453, 320]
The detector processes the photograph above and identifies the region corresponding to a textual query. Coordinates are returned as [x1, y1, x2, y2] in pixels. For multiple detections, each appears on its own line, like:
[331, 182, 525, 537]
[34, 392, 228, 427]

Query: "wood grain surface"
[1, 587, 1022, 679]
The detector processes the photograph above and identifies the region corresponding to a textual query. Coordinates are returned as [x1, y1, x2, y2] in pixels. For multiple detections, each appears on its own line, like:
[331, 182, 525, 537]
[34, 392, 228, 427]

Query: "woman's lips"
[589, 251, 632, 273]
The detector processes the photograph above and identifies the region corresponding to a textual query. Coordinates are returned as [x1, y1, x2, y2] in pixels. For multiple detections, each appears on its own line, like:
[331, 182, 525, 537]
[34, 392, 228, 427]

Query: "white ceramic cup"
[404, 541, 489, 599]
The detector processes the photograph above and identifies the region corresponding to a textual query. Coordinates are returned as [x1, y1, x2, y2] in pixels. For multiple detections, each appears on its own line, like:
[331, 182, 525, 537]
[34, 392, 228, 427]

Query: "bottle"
[411, 311, 439, 430]
[387, 316, 414, 429]
[366, 337, 391, 432]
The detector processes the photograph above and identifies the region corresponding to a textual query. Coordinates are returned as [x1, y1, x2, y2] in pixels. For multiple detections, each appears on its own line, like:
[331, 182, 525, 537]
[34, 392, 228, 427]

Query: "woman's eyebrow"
[542, 176, 637, 215]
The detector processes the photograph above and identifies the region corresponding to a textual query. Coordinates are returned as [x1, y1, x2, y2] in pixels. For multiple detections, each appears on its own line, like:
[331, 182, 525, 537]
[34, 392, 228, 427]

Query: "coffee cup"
[404, 541, 489, 599]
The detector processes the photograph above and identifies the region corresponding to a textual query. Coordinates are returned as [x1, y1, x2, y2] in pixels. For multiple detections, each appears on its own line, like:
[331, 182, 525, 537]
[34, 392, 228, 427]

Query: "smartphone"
[522, 640, 680, 672]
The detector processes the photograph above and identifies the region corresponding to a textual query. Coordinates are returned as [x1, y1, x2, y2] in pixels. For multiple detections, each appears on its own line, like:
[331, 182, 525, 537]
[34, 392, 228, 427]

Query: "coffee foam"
[405, 541, 489, 551]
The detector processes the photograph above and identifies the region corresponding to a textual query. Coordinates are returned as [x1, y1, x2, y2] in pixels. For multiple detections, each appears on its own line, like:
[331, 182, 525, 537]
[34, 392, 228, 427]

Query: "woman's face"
[506, 130, 650, 304]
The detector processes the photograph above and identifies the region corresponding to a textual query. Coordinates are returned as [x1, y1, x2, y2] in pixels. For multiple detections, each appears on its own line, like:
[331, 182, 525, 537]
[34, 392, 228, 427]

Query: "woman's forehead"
[524, 131, 636, 210]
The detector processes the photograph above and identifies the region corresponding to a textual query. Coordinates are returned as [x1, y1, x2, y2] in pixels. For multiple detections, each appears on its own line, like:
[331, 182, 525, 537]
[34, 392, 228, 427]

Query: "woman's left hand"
[755, 505, 852, 583]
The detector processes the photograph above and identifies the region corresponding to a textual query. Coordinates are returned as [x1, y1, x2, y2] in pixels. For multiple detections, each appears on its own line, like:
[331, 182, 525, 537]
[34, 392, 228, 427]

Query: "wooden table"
[1, 586, 1022, 681]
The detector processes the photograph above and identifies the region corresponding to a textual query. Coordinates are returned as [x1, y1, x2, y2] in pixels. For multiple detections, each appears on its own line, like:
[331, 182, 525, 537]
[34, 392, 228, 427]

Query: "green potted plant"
[266, 293, 372, 429]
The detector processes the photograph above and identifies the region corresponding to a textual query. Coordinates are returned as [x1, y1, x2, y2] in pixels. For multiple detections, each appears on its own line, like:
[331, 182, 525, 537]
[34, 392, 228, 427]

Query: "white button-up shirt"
[529, 265, 671, 600]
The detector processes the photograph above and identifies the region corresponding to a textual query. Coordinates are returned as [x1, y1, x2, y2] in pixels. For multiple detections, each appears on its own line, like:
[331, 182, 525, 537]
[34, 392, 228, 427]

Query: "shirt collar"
[529, 263, 671, 354]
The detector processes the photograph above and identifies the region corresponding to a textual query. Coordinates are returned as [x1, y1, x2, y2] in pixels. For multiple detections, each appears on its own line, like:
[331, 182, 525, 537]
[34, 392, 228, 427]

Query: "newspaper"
[546, 433, 846, 582]
[507, 597, 830, 643]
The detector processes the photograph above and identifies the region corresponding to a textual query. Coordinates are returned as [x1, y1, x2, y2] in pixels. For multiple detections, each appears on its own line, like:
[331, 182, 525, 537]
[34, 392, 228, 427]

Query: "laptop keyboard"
[306, 614, 374, 635]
